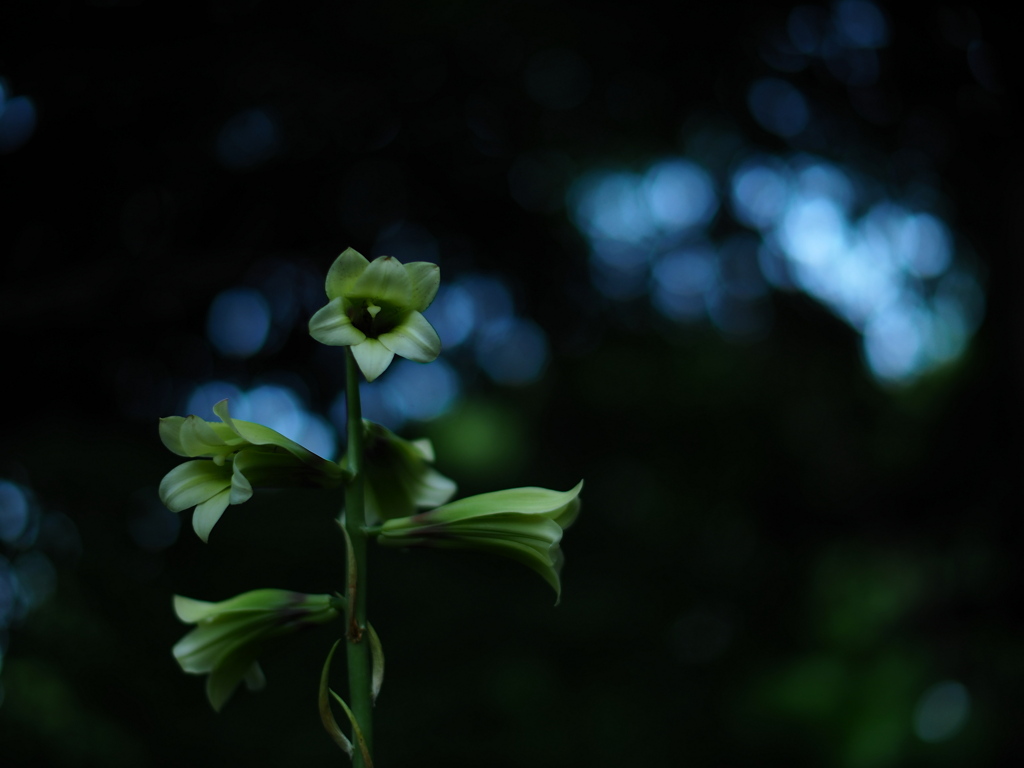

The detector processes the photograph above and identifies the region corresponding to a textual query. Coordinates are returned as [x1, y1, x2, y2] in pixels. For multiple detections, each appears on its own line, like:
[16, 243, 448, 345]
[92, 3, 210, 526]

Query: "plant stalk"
[344, 348, 373, 766]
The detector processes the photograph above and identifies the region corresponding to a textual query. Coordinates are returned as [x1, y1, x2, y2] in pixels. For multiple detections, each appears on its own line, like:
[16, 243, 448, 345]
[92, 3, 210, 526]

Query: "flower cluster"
[161, 246, 585, 742]
[158, 400, 345, 541]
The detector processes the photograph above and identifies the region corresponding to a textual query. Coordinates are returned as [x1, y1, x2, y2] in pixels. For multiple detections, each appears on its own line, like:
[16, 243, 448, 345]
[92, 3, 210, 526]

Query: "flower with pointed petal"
[377, 482, 582, 602]
[345, 420, 456, 524]
[158, 399, 346, 541]
[308, 247, 442, 381]
[172, 588, 342, 711]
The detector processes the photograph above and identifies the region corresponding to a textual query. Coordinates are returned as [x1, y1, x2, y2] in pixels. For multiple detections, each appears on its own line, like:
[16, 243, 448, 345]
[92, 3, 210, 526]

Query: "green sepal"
[368, 622, 384, 704]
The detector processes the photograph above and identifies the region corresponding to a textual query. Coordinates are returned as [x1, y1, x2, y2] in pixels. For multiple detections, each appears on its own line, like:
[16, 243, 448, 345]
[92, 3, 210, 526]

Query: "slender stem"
[344, 348, 373, 766]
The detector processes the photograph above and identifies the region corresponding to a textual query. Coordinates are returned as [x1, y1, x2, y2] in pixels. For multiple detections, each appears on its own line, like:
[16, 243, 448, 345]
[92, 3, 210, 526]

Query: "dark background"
[1, 1, 1020, 766]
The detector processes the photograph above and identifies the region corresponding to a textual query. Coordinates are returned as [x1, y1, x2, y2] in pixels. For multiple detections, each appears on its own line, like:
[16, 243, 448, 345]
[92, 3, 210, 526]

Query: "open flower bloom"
[377, 482, 582, 602]
[308, 247, 442, 381]
[158, 399, 346, 542]
[172, 589, 340, 711]
[349, 420, 456, 523]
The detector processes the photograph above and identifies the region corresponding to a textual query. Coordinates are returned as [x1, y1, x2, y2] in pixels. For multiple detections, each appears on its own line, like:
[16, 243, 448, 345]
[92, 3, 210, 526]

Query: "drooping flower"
[158, 399, 346, 541]
[348, 420, 456, 523]
[172, 588, 341, 711]
[308, 247, 442, 381]
[376, 482, 582, 601]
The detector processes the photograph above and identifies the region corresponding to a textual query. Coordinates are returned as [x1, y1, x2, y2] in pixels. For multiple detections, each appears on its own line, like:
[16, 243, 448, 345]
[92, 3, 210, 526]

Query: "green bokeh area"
[2, 1, 1020, 766]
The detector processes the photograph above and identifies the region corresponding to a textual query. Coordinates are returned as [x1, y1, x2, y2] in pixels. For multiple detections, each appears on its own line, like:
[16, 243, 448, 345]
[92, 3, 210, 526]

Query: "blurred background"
[1, 1, 1020, 765]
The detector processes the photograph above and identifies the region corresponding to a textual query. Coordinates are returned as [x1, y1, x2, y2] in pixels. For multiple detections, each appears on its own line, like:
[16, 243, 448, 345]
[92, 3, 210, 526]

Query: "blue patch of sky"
[913, 680, 971, 743]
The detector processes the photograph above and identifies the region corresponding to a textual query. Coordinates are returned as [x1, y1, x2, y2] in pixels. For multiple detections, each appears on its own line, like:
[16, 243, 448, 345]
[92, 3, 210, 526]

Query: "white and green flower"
[158, 399, 345, 542]
[351, 420, 456, 524]
[172, 589, 341, 711]
[308, 247, 442, 381]
[377, 482, 582, 601]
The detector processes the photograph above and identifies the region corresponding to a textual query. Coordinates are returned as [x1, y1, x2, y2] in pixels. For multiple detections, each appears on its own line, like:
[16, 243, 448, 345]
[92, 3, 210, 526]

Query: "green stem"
[344, 348, 373, 767]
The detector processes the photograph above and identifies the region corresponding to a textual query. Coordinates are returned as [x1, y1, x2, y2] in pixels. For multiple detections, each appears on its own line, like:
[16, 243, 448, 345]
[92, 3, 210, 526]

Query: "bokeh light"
[913, 680, 971, 743]
[206, 287, 272, 358]
[570, 148, 983, 383]
[0, 479, 78, 680]
[475, 317, 549, 386]
[216, 108, 281, 169]
[748, 78, 810, 138]
[0, 80, 36, 154]
[331, 357, 461, 434]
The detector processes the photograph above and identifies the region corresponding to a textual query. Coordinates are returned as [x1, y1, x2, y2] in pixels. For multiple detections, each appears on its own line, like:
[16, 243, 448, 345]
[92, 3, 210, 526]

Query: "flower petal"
[309, 297, 367, 347]
[206, 641, 264, 711]
[173, 595, 217, 624]
[212, 401, 337, 473]
[379, 515, 565, 601]
[172, 616, 257, 671]
[324, 247, 370, 300]
[159, 461, 232, 513]
[351, 339, 395, 382]
[174, 589, 309, 624]
[378, 311, 441, 362]
[192, 488, 232, 542]
[159, 416, 188, 455]
[410, 437, 434, 462]
[396, 482, 584, 526]
[404, 261, 440, 311]
[175, 415, 240, 458]
[230, 455, 254, 505]
[243, 662, 266, 691]
[416, 467, 459, 509]
[350, 255, 412, 306]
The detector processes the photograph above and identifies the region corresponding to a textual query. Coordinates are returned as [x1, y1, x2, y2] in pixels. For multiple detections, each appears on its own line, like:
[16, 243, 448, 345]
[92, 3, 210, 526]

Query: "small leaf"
[319, 641, 353, 757]
[331, 688, 374, 768]
[368, 623, 384, 704]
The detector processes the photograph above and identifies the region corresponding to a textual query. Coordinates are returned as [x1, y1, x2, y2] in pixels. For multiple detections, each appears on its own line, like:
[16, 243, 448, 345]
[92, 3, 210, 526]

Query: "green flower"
[350, 420, 457, 523]
[172, 589, 341, 711]
[377, 482, 583, 601]
[308, 247, 442, 381]
[158, 399, 346, 542]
